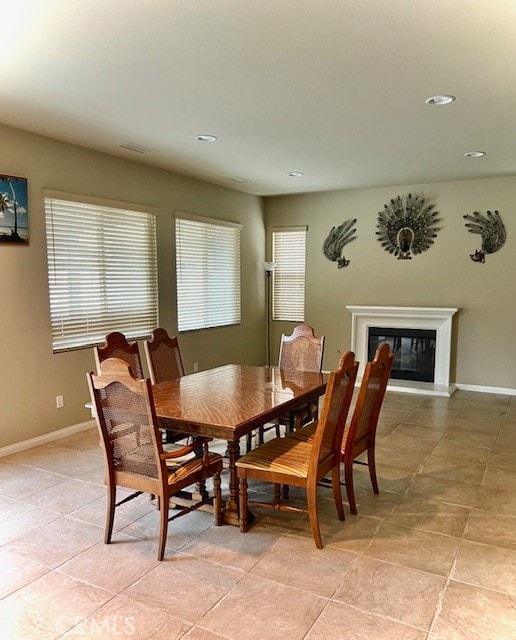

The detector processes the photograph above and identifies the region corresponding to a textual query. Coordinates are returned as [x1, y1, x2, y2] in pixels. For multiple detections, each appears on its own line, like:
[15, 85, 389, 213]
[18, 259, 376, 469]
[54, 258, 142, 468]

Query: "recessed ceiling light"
[464, 151, 486, 158]
[196, 134, 217, 142]
[425, 95, 456, 106]
[288, 171, 304, 177]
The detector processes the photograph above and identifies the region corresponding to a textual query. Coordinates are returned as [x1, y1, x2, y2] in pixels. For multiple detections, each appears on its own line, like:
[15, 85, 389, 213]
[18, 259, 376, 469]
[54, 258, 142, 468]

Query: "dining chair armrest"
[160, 436, 211, 461]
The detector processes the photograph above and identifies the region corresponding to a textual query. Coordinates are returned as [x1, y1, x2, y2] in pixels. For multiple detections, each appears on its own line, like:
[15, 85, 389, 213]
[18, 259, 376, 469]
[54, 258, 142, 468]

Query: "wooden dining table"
[152, 364, 327, 525]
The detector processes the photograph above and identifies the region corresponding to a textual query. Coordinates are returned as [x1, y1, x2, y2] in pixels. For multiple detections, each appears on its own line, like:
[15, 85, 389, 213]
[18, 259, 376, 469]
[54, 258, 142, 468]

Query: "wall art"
[0, 174, 29, 244]
[376, 193, 439, 259]
[463, 210, 506, 263]
[322, 218, 357, 268]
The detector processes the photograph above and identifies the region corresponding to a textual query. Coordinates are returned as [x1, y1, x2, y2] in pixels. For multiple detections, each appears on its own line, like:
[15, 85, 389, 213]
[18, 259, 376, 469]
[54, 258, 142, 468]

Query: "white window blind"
[44, 192, 158, 352]
[272, 227, 307, 322]
[175, 213, 241, 332]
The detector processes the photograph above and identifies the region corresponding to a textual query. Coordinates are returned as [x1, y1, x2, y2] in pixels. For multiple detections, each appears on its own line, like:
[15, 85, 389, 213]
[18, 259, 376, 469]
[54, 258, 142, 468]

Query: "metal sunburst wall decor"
[376, 193, 440, 260]
[322, 218, 357, 268]
[463, 210, 506, 263]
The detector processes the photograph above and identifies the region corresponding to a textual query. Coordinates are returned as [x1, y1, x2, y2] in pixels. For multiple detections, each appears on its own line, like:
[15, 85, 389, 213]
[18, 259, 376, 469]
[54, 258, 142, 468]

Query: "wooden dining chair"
[143, 328, 202, 447]
[292, 342, 393, 515]
[94, 331, 144, 378]
[87, 357, 223, 560]
[143, 327, 184, 385]
[236, 351, 358, 548]
[247, 324, 325, 451]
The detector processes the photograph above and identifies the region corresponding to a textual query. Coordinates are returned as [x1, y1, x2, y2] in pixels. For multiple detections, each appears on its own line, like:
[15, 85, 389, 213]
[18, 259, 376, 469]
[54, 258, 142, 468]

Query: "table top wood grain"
[152, 364, 327, 441]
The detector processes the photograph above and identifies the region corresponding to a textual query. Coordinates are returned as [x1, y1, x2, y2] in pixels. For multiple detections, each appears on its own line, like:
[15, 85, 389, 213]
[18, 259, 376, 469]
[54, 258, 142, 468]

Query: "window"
[44, 190, 158, 352]
[272, 227, 307, 321]
[175, 212, 241, 332]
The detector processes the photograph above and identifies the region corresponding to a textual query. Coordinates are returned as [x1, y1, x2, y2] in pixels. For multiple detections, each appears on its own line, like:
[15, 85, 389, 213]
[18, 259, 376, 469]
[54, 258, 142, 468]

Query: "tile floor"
[0, 389, 515, 639]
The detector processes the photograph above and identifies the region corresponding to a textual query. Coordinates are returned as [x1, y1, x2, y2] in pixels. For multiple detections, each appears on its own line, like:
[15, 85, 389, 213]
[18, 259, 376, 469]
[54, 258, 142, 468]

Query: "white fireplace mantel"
[346, 305, 459, 397]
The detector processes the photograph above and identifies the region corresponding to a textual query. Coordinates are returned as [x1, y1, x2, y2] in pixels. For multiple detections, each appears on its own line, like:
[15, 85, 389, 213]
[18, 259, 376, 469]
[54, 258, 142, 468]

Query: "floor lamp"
[263, 261, 276, 366]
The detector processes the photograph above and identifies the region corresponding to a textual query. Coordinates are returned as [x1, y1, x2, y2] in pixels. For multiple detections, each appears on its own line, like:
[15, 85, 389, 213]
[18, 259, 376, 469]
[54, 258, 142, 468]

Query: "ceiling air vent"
[118, 142, 157, 154]
[227, 176, 251, 184]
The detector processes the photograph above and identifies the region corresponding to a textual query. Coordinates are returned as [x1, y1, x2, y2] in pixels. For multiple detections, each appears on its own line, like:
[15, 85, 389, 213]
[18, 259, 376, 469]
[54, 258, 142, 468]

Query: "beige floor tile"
[306, 599, 427, 640]
[463, 509, 516, 550]
[365, 523, 459, 576]
[419, 453, 486, 486]
[482, 465, 516, 491]
[453, 539, 516, 597]
[249, 534, 356, 597]
[22, 477, 106, 514]
[375, 445, 430, 472]
[0, 570, 113, 639]
[430, 579, 516, 640]
[69, 490, 156, 531]
[406, 474, 480, 508]
[474, 484, 516, 516]
[181, 519, 280, 572]
[3, 443, 78, 466]
[24, 450, 105, 478]
[399, 409, 458, 428]
[381, 432, 439, 454]
[430, 442, 491, 464]
[450, 415, 502, 435]
[338, 487, 402, 519]
[0, 501, 61, 545]
[123, 553, 243, 624]
[386, 495, 470, 537]
[59, 533, 161, 592]
[120, 507, 214, 552]
[0, 548, 49, 599]
[324, 514, 382, 553]
[0, 462, 67, 500]
[183, 628, 229, 640]
[438, 428, 497, 449]
[4, 515, 103, 569]
[61, 594, 191, 639]
[199, 573, 326, 640]
[333, 555, 445, 629]
[390, 421, 448, 442]
[488, 447, 516, 473]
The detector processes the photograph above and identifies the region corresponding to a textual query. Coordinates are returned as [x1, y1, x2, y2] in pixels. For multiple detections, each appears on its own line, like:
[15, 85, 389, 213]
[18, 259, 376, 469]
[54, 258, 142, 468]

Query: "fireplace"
[368, 327, 436, 382]
[347, 306, 458, 396]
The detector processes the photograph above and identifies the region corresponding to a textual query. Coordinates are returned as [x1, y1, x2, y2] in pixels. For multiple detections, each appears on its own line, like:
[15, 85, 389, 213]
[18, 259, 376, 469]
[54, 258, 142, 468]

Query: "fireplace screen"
[368, 327, 436, 382]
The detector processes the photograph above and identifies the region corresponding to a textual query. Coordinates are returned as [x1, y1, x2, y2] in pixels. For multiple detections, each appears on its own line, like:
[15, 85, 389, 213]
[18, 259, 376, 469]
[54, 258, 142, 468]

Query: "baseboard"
[0, 419, 96, 459]
[454, 383, 516, 396]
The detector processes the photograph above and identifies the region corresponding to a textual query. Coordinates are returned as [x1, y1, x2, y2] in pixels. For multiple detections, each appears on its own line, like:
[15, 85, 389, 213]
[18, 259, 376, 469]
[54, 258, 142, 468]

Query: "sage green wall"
[0, 124, 265, 449]
[265, 177, 516, 390]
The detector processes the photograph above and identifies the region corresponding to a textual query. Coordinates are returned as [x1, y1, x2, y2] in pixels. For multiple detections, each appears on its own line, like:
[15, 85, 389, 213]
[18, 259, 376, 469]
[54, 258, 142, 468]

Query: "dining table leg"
[222, 439, 255, 526]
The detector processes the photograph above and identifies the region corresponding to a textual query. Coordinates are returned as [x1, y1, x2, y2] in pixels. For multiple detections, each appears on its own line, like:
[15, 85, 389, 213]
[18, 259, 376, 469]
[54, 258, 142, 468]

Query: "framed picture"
[0, 174, 29, 244]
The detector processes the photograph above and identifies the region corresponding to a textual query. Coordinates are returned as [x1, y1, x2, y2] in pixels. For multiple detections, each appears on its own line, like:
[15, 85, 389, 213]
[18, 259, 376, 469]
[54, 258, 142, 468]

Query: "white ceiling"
[1, 0, 515, 196]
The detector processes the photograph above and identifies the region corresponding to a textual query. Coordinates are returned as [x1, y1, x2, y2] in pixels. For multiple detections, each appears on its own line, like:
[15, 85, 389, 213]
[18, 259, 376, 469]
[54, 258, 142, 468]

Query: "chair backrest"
[278, 324, 325, 372]
[143, 328, 184, 385]
[309, 351, 358, 473]
[94, 331, 144, 379]
[87, 357, 165, 482]
[343, 342, 393, 457]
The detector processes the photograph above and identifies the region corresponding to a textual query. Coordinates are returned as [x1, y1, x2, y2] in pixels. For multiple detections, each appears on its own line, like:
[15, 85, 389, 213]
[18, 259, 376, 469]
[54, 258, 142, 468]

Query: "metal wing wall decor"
[322, 218, 357, 268]
[376, 193, 440, 260]
[463, 210, 506, 263]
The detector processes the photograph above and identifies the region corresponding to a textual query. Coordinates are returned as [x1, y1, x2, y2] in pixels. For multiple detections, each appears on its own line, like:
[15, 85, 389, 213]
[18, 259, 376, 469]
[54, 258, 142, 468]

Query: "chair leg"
[331, 466, 345, 521]
[307, 481, 322, 549]
[273, 483, 282, 505]
[368, 446, 379, 495]
[158, 492, 169, 561]
[213, 472, 222, 526]
[246, 432, 253, 452]
[257, 426, 264, 445]
[345, 458, 358, 515]
[239, 477, 249, 532]
[104, 481, 116, 544]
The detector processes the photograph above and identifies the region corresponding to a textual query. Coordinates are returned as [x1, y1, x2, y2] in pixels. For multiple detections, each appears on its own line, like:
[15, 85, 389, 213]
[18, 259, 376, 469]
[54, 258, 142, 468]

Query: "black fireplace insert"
[368, 327, 436, 382]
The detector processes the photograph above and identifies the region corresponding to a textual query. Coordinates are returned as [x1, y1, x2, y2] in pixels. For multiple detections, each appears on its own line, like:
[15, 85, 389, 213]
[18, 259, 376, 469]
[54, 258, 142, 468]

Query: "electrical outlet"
[193, 362, 199, 372]
[56, 395, 64, 409]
